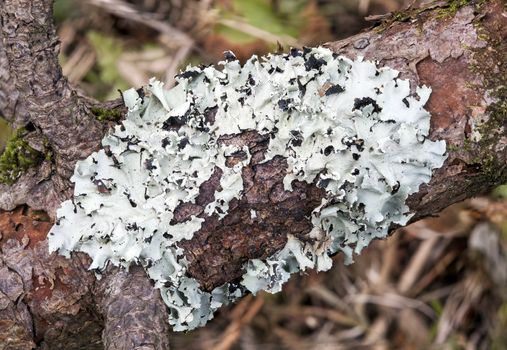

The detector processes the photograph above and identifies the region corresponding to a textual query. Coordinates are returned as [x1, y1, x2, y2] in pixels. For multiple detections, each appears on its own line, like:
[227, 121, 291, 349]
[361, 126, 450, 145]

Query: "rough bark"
[95, 265, 171, 350]
[0, 0, 109, 215]
[0, 0, 506, 349]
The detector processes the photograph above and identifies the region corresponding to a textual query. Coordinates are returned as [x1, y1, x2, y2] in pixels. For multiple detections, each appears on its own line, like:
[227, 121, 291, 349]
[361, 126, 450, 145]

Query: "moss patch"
[375, 0, 483, 33]
[374, 6, 427, 33]
[435, 0, 473, 19]
[91, 107, 123, 122]
[0, 116, 14, 152]
[0, 128, 43, 185]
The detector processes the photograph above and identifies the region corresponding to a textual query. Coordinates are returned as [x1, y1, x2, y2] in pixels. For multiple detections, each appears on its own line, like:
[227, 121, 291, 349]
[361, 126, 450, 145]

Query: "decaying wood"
[0, 0, 505, 349]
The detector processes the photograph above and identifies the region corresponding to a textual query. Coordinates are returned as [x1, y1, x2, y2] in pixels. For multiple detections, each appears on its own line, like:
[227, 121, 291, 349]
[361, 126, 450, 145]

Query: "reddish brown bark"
[0, 1, 505, 349]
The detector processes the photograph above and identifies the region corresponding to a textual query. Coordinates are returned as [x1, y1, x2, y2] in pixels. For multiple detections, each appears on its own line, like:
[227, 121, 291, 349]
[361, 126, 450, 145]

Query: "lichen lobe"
[48, 47, 447, 331]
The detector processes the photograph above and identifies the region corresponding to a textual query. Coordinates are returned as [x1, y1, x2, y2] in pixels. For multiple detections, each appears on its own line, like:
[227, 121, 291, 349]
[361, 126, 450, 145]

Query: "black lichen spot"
[318, 178, 331, 189]
[278, 98, 293, 112]
[163, 115, 187, 131]
[204, 105, 218, 125]
[352, 168, 360, 175]
[247, 74, 256, 86]
[297, 79, 307, 96]
[126, 222, 139, 231]
[163, 232, 173, 239]
[223, 50, 237, 62]
[325, 84, 345, 96]
[237, 85, 252, 96]
[290, 48, 303, 57]
[132, 87, 144, 101]
[352, 153, 361, 160]
[342, 136, 364, 152]
[145, 158, 157, 170]
[178, 137, 190, 150]
[123, 191, 137, 208]
[353, 97, 382, 114]
[391, 181, 400, 194]
[304, 54, 327, 71]
[176, 69, 201, 80]
[323, 145, 334, 156]
[402, 97, 410, 108]
[161, 137, 171, 148]
[270, 126, 279, 139]
[104, 146, 113, 157]
[355, 139, 365, 152]
[290, 130, 303, 147]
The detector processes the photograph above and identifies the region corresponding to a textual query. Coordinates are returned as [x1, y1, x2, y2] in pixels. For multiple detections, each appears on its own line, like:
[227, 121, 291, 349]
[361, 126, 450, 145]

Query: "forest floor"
[2, 0, 507, 349]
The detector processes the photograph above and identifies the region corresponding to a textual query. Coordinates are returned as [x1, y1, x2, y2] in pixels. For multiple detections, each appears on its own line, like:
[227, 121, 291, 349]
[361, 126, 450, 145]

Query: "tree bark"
[0, 0, 505, 349]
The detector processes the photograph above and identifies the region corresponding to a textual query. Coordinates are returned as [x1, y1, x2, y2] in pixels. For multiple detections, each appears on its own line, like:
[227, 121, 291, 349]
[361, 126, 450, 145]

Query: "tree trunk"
[0, 0, 505, 349]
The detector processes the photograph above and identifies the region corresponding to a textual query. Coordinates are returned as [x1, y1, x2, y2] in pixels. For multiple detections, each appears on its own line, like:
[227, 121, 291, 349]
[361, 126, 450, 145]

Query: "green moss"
[435, 0, 471, 19]
[0, 116, 14, 151]
[375, 0, 480, 33]
[91, 107, 123, 122]
[374, 7, 427, 33]
[0, 128, 43, 185]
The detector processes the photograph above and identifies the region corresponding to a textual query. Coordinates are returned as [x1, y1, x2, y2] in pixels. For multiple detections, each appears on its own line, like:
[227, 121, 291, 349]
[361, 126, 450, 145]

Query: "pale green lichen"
[48, 47, 447, 331]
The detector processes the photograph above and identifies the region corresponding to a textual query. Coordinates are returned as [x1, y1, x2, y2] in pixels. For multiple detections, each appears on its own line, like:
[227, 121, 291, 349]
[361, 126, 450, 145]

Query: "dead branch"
[0, 0, 505, 349]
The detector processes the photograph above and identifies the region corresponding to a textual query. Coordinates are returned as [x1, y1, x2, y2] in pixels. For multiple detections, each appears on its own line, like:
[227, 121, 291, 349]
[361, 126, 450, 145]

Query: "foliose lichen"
[48, 47, 447, 331]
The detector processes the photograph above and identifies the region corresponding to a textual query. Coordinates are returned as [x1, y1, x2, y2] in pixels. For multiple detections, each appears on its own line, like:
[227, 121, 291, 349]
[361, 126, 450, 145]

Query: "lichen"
[48, 47, 447, 331]
[0, 128, 43, 185]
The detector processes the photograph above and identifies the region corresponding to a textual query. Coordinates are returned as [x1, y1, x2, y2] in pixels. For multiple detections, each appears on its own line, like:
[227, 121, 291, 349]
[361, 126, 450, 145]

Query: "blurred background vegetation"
[1, 0, 507, 348]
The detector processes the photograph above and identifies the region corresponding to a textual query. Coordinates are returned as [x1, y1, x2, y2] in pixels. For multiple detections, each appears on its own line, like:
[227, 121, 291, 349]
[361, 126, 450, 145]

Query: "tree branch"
[0, 0, 505, 349]
[0, 0, 108, 214]
[94, 265, 172, 350]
